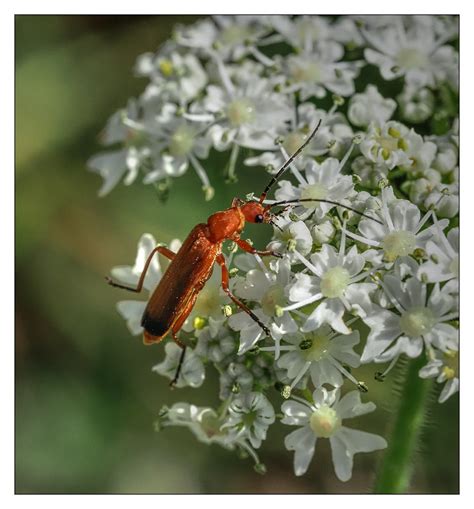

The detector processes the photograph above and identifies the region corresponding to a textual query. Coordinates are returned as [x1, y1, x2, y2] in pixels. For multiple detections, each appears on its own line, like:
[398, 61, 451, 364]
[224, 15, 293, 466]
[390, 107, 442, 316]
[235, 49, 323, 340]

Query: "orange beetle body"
[142, 200, 269, 346]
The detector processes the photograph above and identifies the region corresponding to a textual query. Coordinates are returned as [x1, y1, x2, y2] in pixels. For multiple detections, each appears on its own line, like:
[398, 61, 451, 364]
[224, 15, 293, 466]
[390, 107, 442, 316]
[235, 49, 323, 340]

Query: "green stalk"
[373, 355, 433, 493]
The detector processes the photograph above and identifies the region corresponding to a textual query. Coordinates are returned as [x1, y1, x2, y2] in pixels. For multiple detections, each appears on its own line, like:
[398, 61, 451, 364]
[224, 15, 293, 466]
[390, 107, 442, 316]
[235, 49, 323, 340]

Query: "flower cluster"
[96, 15, 459, 483]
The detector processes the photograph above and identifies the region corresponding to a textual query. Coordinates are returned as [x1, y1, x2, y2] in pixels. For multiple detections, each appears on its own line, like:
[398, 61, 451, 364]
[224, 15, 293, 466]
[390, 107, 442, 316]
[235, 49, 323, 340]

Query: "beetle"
[106, 120, 380, 385]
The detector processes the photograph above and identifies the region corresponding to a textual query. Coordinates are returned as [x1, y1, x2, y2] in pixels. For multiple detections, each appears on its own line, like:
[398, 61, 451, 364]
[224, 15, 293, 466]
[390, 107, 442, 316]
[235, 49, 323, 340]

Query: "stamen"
[375, 355, 399, 381]
[432, 212, 456, 258]
[341, 227, 381, 247]
[292, 249, 321, 276]
[289, 361, 312, 390]
[376, 279, 406, 314]
[182, 112, 216, 122]
[239, 440, 261, 467]
[226, 142, 240, 182]
[253, 254, 272, 282]
[327, 356, 361, 387]
[189, 154, 211, 188]
[381, 197, 395, 232]
[415, 209, 434, 234]
[249, 46, 275, 67]
[210, 50, 235, 96]
[278, 145, 307, 185]
[282, 293, 323, 311]
[339, 220, 347, 263]
[337, 143, 355, 173]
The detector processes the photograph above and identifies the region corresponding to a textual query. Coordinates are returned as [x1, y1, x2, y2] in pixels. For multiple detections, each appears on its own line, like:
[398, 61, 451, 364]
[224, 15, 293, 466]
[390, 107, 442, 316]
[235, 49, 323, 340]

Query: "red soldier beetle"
[106, 119, 382, 385]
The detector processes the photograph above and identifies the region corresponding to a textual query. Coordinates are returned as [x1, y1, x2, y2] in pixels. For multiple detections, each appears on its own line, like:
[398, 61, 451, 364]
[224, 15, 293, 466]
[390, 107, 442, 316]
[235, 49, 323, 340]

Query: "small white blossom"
[419, 347, 459, 403]
[275, 155, 355, 222]
[195, 319, 236, 364]
[152, 343, 205, 388]
[229, 258, 298, 354]
[276, 326, 361, 389]
[343, 187, 448, 263]
[221, 392, 275, 448]
[397, 86, 435, 124]
[348, 85, 396, 127]
[363, 16, 458, 88]
[418, 226, 458, 286]
[283, 41, 360, 99]
[286, 241, 375, 334]
[361, 277, 458, 362]
[282, 388, 387, 480]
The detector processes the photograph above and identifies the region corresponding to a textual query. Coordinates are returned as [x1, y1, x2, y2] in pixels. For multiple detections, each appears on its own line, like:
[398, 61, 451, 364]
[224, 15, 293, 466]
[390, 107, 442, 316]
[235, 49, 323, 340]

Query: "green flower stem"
[374, 355, 433, 493]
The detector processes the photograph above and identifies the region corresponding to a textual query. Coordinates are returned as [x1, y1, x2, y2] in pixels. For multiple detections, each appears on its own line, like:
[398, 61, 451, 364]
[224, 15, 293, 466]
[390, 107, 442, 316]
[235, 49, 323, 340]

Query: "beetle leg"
[216, 254, 272, 337]
[234, 238, 283, 258]
[169, 339, 187, 388]
[168, 292, 200, 387]
[105, 245, 176, 293]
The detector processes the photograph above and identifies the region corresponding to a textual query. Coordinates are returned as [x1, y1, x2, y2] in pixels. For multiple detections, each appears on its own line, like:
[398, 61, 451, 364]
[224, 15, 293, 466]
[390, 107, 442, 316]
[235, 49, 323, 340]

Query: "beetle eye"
[255, 214, 264, 223]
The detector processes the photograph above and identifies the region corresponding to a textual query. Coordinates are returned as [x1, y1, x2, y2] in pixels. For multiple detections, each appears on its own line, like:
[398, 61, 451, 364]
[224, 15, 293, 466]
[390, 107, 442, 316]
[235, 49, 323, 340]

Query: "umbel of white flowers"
[95, 15, 459, 482]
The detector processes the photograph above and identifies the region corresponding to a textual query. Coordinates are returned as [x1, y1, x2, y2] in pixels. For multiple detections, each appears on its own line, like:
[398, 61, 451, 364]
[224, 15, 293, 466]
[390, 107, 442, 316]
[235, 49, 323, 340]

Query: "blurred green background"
[15, 15, 459, 494]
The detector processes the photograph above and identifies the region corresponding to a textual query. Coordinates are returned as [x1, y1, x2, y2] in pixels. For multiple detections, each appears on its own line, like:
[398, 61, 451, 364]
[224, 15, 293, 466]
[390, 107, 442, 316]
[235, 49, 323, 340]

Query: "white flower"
[418, 227, 458, 286]
[221, 392, 275, 448]
[274, 155, 355, 223]
[275, 326, 361, 390]
[351, 156, 388, 189]
[244, 103, 353, 171]
[286, 242, 375, 334]
[111, 233, 163, 335]
[152, 343, 205, 388]
[282, 40, 360, 99]
[176, 16, 272, 60]
[88, 148, 138, 197]
[343, 187, 447, 263]
[419, 347, 459, 403]
[195, 319, 236, 364]
[229, 258, 298, 354]
[135, 46, 208, 103]
[159, 402, 229, 445]
[360, 121, 436, 172]
[282, 388, 387, 480]
[361, 277, 459, 363]
[203, 74, 293, 151]
[347, 85, 396, 127]
[271, 15, 335, 50]
[363, 16, 458, 88]
[267, 219, 313, 260]
[397, 85, 435, 124]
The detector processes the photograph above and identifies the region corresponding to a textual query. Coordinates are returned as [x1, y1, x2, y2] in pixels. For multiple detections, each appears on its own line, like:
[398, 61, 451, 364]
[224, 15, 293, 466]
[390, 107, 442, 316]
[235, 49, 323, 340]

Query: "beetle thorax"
[207, 208, 245, 243]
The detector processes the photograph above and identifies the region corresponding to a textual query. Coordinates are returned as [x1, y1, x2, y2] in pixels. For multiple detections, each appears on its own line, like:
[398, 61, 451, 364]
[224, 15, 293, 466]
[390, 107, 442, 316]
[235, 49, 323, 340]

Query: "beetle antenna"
[259, 119, 322, 204]
[268, 198, 383, 225]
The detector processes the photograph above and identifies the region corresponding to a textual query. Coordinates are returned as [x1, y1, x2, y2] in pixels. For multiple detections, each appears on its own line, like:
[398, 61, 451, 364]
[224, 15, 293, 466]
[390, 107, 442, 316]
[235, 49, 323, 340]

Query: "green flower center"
[399, 306, 436, 338]
[396, 48, 428, 70]
[300, 183, 328, 209]
[310, 405, 341, 438]
[290, 61, 321, 83]
[227, 98, 256, 126]
[169, 124, 195, 157]
[320, 266, 350, 298]
[382, 230, 417, 262]
[303, 334, 331, 362]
